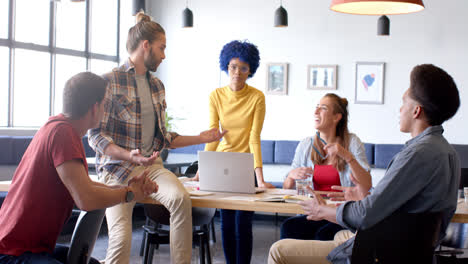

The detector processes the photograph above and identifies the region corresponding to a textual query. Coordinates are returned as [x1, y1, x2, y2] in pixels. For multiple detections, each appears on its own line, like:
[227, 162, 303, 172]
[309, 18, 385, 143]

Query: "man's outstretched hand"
[199, 128, 228, 143]
[129, 150, 159, 166]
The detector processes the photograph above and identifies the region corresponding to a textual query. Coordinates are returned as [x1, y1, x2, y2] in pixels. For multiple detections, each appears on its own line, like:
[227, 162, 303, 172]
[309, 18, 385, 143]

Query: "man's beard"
[144, 48, 159, 72]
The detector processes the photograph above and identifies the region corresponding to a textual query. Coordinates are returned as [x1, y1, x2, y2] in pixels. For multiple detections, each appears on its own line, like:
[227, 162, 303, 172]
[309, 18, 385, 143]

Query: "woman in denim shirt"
[281, 93, 371, 241]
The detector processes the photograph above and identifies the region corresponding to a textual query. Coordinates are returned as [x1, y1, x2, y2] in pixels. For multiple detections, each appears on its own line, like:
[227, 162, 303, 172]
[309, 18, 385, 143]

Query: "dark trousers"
[0, 246, 100, 264]
[280, 215, 344, 240]
[0, 253, 62, 264]
[220, 209, 254, 264]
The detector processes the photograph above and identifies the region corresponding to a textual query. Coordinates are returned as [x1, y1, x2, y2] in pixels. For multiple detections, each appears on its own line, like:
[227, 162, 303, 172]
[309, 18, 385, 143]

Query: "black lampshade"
[132, 0, 145, 16]
[182, 7, 193, 28]
[274, 6, 288, 27]
[377, 15, 390, 36]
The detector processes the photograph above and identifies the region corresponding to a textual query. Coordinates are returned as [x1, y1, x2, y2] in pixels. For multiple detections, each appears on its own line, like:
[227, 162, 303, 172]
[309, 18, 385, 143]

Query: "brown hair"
[126, 12, 165, 54]
[311, 93, 350, 172]
[62, 72, 107, 119]
[409, 64, 460, 126]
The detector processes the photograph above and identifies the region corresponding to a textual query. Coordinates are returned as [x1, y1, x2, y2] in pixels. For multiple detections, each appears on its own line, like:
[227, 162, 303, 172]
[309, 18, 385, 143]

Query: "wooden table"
[1, 180, 467, 223]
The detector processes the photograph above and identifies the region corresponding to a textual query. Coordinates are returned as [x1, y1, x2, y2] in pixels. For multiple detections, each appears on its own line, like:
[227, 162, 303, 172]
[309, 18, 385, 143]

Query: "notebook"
[198, 151, 263, 194]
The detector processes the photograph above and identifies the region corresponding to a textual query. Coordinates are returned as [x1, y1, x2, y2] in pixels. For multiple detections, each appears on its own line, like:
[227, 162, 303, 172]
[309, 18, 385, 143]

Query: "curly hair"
[219, 40, 260, 78]
[409, 64, 460, 126]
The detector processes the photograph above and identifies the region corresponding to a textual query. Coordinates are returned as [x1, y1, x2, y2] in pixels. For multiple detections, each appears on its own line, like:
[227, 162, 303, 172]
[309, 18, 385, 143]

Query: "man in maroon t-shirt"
[0, 72, 158, 264]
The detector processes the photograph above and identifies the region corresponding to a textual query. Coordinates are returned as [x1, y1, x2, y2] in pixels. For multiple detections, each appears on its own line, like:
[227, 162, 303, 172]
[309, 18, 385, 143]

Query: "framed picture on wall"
[307, 65, 337, 90]
[355, 62, 385, 104]
[266, 63, 288, 95]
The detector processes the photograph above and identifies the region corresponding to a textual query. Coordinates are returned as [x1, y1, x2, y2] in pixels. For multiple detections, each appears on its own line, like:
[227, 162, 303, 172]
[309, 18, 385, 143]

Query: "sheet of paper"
[267, 189, 296, 195]
[189, 190, 213, 196]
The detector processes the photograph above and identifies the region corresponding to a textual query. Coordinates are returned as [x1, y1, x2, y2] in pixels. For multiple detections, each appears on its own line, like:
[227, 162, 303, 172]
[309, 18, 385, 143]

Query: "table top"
[1, 180, 467, 223]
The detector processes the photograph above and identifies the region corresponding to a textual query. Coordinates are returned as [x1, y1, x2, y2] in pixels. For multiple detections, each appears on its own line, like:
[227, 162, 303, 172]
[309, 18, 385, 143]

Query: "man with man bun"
[88, 13, 226, 264]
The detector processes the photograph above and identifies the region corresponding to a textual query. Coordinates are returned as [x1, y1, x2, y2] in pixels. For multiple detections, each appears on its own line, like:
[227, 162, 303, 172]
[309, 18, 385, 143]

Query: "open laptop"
[198, 151, 264, 194]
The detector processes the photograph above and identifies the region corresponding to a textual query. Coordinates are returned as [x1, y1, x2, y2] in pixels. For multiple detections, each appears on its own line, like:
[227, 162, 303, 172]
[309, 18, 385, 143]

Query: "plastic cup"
[464, 187, 468, 203]
[295, 179, 311, 196]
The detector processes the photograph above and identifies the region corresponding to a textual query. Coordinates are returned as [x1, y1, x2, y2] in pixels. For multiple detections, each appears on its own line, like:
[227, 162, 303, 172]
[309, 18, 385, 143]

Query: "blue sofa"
[1, 135, 468, 187]
[170, 141, 468, 187]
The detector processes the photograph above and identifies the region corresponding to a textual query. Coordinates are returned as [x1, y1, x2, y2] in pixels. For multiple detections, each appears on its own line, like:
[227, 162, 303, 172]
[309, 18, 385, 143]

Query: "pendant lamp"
[274, 0, 288, 27]
[132, 0, 145, 15]
[377, 15, 390, 35]
[330, 0, 424, 15]
[182, 0, 193, 28]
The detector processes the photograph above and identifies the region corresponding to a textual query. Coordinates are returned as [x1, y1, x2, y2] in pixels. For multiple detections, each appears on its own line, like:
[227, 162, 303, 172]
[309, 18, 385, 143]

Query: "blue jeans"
[0, 252, 62, 264]
[220, 209, 254, 264]
[280, 215, 344, 240]
[0, 245, 100, 264]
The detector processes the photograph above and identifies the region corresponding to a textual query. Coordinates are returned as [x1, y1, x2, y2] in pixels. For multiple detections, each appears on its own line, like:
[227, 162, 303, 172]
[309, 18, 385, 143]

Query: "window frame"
[0, 0, 121, 127]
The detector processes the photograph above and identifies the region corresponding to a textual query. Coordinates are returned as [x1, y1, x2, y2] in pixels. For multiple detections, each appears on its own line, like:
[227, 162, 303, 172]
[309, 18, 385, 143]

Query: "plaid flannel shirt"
[88, 60, 179, 183]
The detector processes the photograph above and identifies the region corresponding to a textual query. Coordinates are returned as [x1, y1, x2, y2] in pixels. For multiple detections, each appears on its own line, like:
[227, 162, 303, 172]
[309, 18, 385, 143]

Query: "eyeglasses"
[316, 104, 329, 112]
[228, 64, 250, 74]
[312, 131, 328, 160]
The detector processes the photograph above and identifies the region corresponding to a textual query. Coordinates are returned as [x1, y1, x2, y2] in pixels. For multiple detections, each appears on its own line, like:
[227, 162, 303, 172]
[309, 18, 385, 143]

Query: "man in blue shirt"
[268, 64, 461, 264]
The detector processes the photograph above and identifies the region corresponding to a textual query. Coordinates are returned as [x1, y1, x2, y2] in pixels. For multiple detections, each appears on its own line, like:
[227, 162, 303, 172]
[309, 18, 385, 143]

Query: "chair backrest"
[440, 222, 468, 249]
[144, 204, 171, 226]
[144, 204, 216, 228]
[351, 211, 443, 264]
[184, 161, 198, 177]
[191, 207, 216, 227]
[67, 209, 106, 264]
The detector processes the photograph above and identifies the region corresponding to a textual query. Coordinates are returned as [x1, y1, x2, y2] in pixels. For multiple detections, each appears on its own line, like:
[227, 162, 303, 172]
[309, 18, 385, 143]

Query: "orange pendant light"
[330, 0, 424, 15]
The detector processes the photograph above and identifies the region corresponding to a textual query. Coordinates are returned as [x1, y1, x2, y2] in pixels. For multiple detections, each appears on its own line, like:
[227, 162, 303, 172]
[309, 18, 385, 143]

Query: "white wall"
[147, 0, 467, 144]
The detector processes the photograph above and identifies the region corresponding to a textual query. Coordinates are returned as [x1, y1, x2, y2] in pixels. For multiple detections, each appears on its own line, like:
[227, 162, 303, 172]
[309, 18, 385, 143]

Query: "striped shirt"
[88, 59, 179, 182]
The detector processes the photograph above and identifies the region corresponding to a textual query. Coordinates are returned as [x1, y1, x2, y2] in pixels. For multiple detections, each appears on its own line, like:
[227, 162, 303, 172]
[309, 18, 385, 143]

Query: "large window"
[15, 0, 50, 46]
[0, 47, 8, 127]
[54, 55, 87, 115]
[90, 59, 118, 76]
[91, 0, 118, 56]
[0, 0, 125, 127]
[56, 1, 86, 51]
[13, 49, 50, 127]
[0, 1, 8, 38]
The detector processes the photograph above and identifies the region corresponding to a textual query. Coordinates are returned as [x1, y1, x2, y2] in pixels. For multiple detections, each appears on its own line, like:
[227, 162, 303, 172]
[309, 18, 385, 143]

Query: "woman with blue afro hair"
[193, 40, 275, 263]
[219, 40, 260, 78]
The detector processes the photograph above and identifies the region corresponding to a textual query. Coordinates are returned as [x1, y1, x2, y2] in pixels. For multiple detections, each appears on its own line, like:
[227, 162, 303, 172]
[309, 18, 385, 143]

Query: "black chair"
[434, 168, 468, 263]
[435, 222, 468, 263]
[351, 210, 443, 264]
[141, 204, 215, 264]
[184, 161, 216, 243]
[55, 209, 106, 264]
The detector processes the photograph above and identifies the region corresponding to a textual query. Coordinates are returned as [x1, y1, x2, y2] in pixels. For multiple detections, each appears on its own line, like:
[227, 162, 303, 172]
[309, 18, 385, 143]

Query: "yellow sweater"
[205, 84, 265, 168]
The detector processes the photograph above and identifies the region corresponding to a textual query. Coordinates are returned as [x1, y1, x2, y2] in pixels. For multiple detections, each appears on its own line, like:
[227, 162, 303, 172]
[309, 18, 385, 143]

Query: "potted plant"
[161, 112, 176, 162]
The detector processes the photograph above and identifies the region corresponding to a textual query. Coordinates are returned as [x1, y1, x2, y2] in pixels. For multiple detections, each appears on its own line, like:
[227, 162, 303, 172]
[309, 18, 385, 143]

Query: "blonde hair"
[311, 93, 350, 172]
[126, 12, 165, 53]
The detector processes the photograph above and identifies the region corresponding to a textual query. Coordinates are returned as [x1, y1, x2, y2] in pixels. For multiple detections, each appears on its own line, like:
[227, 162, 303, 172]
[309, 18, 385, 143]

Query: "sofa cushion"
[261, 140, 275, 164]
[0, 136, 13, 165]
[364, 143, 375, 166]
[452, 145, 468, 168]
[12, 136, 33, 164]
[374, 144, 404, 169]
[0, 191, 7, 209]
[0, 191, 7, 208]
[274, 141, 299, 165]
[170, 144, 205, 155]
[81, 136, 96, 157]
